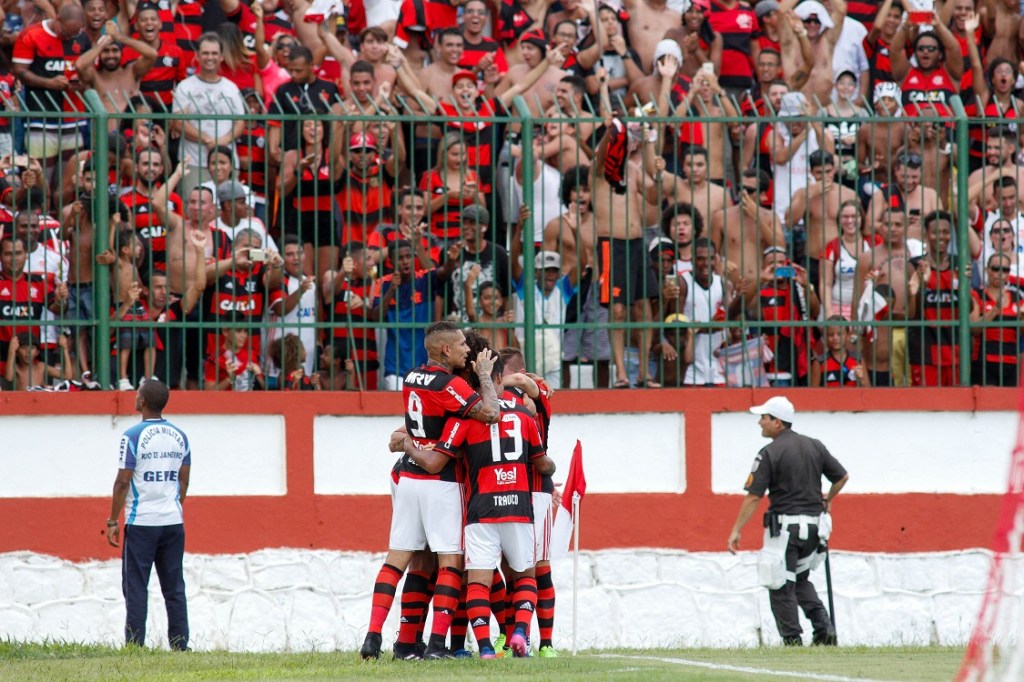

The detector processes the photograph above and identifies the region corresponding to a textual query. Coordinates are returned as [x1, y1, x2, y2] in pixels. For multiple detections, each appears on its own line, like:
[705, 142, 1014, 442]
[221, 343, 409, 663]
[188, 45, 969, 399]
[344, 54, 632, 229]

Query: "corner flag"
[551, 440, 586, 559]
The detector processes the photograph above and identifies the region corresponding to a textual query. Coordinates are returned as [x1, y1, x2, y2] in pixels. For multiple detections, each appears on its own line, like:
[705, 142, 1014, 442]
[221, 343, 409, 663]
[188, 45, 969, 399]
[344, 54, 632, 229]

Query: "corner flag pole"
[572, 490, 581, 656]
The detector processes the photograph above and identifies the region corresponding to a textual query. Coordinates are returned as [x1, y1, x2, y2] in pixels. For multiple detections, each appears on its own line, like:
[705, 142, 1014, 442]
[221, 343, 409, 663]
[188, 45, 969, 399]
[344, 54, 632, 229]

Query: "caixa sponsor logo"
[43, 60, 74, 73]
[219, 299, 258, 312]
[143, 470, 179, 482]
[2, 304, 32, 317]
[494, 466, 517, 485]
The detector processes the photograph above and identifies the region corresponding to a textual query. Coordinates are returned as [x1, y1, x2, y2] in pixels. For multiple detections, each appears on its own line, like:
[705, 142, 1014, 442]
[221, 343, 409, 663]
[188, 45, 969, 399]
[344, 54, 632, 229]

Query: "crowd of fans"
[0, 0, 1022, 391]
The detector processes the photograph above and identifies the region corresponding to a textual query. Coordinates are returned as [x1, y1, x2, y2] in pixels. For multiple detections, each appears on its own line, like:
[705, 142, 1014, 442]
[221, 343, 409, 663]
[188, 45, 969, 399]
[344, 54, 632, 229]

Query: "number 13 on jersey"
[490, 413, 522, 462]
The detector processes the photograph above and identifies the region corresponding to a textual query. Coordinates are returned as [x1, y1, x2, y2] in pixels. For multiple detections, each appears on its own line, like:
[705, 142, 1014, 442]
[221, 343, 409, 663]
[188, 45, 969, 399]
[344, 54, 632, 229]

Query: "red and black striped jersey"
[973, 288, 1021, 365]
[120, 188, 184, 270]
[459, 36, 509, 75]
[0, 272, 55, 343]
[436, 398, 545, 524]
[908, 262, 961, 367]
[846, 0, 879, 31]
[125, 40, 189, 107]
[707, 1, 757, 90]
[12, 21, 90, 122]
[235, 124, 267, 199]
[336, 164, 395, 246]
[400, 364, 482, 481]
[203, 261, 268, 358]
[438, 97, 506, 191]
[822, 352, 859, 386]
[504, 387, 554, 493]
[174, 0, 205, 67]
[497, 0, 536, 44]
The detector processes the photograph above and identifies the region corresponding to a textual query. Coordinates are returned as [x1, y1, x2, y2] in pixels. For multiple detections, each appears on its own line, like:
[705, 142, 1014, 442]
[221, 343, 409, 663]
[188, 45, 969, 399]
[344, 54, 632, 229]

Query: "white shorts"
[388, 476, 464, 554]
[465, 522, 536, 573]
[532, 492, 553, 562]
[383, 374, 404, 391]
[27, 127, 83, 159]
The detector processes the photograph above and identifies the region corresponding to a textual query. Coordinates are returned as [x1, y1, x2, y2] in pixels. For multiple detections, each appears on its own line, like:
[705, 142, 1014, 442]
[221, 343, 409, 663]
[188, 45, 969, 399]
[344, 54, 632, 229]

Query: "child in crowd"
[810, 315, 869, 387]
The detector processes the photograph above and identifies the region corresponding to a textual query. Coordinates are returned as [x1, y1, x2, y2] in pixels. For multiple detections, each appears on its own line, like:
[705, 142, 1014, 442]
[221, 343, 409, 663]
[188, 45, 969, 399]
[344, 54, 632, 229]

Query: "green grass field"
[0, 642, 965, 681]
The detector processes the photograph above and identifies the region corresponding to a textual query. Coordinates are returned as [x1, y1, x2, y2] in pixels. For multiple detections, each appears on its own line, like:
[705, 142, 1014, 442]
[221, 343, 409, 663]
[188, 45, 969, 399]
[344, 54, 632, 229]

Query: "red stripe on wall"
[0, 388, 1013, 561]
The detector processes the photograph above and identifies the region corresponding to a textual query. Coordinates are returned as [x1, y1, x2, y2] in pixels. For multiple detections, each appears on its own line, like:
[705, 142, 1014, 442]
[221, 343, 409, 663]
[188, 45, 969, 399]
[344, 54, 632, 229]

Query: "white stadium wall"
[0, 388, 1014, 650]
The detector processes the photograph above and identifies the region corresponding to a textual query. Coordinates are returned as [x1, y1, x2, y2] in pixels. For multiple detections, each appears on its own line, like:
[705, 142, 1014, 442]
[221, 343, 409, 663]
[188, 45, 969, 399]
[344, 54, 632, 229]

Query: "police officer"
[727, 396, 848, 646]
[106, 380, 191, 650]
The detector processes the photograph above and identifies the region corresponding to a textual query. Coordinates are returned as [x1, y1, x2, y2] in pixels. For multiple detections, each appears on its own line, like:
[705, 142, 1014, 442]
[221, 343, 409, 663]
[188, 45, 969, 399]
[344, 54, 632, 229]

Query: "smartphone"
[774, 265, 795, 279]
[13, 154, 28, 168]
[249, 248, 268, 262]
[664, 274, 679, 288]
[701, 62, 714, 74]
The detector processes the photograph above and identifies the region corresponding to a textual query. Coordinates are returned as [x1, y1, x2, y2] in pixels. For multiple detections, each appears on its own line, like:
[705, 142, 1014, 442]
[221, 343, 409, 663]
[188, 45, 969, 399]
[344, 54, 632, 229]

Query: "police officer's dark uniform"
[729, 396, 848, 646]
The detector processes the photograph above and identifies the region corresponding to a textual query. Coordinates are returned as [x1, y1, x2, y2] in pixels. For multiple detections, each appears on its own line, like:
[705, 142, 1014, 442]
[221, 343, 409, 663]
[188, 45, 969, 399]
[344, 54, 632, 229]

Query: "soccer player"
[404, 354, 556, 658]
[360, 321, 500, 660]
[499, 347, 559, 656]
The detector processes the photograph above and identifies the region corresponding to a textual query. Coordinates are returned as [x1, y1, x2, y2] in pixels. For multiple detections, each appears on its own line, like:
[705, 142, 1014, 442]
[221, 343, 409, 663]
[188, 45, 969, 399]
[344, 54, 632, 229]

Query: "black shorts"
[869, 370, 891, 387]
[597, 237, 659, 306]
[284, 210, 338, 249]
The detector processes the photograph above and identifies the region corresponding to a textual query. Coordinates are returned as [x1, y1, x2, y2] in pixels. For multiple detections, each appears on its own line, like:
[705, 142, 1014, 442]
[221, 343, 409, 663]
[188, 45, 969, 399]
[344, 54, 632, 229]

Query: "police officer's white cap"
[749, 396, 795, 423]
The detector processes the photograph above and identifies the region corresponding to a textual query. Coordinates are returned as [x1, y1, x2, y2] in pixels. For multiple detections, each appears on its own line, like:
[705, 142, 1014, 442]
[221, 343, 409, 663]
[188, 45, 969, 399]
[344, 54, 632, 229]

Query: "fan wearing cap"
[495, 0, 546, 69]
[769, 91, 835, 222]
[625, 38, 691, 116]
[778, 0, 846, 107]
[727, 396, 847, 646]
[335, 129, 404, 246]
[437, 203, 511, 322]
[888, 9, 963, 120]
[509, 248, 582, 388]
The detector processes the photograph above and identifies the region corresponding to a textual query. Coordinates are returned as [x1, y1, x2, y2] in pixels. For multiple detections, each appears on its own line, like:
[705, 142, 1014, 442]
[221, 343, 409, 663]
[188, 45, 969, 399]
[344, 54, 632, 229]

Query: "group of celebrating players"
[358, 320, 561, 660]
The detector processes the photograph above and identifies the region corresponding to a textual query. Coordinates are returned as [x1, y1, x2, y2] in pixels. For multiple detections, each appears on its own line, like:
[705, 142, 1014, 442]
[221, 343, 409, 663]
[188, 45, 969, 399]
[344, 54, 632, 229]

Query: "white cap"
[794, 0, 835, 29]
[749, 396, 796, 423]
[654, 39, 683, 67]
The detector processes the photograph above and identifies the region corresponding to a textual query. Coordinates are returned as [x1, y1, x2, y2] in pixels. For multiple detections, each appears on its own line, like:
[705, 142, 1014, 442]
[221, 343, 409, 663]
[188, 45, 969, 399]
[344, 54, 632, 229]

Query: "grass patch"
[0, 642, 965, 681]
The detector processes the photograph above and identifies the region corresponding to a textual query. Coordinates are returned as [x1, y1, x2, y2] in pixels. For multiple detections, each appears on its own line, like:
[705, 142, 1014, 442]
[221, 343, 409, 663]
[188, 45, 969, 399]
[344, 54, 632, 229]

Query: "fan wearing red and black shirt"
[12, 4, 91, 178]
[124, 2, 190, 113]
[907, 210, 979, 387]
[201, 228, 283, 369]
[809, 317, 869, 386]
[407, 356, 556, 659]
[707, 0, 758, 95]
[862, 0, 903, 99]
[321, 241, 380, 390]
[0, 234, 68, 363]
[120, 147, 183, 274]
[392, 42, 567, 206]
[729, 247, 820, 385]
[359, 322, 501, 661]
[460, 0, 510, 77]
[336, 130, 404, 246]
[889, 16, 963, 121]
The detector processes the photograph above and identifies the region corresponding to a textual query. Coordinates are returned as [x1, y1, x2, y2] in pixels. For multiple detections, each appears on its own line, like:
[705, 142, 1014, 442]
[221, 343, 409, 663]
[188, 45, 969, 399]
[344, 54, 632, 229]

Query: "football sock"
[368, 563, 403, 635]
[466, 581, 493, 651]
[512, 576, 538, 634]
[450, 594, 468, 651]
[536, 563, 556, 648]
[428, 566, 463, 648]
[416, 569, 437, 643]
[397, 569, 431, 644]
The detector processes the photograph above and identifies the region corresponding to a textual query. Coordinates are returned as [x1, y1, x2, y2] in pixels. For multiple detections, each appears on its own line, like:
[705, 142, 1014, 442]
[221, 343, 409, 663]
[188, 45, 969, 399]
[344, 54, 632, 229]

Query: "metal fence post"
[950, 96, 971, 386]
[82, 90, 111, 386]
[511, 96, 536, 372]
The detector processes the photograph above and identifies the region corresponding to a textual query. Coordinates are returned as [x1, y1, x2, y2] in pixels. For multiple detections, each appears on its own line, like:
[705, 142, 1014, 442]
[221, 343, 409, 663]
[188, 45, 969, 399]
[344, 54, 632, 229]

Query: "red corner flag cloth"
[551, 440, 586, 559]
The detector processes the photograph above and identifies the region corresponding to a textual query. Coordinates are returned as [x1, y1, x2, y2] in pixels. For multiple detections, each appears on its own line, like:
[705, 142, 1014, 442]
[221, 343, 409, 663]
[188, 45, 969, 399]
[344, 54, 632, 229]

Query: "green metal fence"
[0, 88, 1018, 390]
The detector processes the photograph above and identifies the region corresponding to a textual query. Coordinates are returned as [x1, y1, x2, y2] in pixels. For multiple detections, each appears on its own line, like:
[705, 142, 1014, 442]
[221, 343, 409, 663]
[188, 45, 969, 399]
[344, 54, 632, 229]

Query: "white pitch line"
[598, 654, 898, 682]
